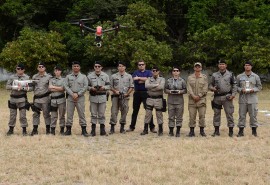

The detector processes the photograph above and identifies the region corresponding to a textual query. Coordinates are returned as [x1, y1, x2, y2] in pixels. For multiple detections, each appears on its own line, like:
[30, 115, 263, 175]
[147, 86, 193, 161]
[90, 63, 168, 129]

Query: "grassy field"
[0, 87, 269, 185]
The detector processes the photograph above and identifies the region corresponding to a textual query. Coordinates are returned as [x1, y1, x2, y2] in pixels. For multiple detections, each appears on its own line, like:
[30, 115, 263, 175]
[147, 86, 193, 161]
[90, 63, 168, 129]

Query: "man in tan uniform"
[209, 59, 237, 137]
[49, 65, 66, 135]
[31, 62, 52, 136]
[164, 66, 187, 137]
[64, 61, 89, 137]
[141, 66, 165, 136]
[187, 62, 208, 137]
[109, 61, 134, 134]
[6, 63, 32, 136]
[87, 61, 110, 136]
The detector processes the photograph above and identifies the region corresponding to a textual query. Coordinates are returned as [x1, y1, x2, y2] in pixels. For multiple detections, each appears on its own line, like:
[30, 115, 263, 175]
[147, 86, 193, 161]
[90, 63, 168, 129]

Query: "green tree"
[0, 27, 68, 75]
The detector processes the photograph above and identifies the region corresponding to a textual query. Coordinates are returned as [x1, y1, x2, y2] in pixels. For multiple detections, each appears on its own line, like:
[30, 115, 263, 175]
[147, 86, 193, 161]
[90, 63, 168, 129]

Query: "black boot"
[64, 126, 72, 136]
[168, 127, 174, 136]
[120, 124, 126, 134]
[228, 127, 233, 137]
[90, 124, 96, 137]
[187, 127, 195, 137]
[140, 124, 149, 135]
[100, 124, 107, 136]
[158, 124, 163, 136]
[109, 124, 115, 135]
[237, 127, 244, 137]
[81, 126, 89, 137]
[6, 126, 14, 136]
[252, 127, 257, 137]
[22, 127, 27, 136]
[175, 126, 181, 137]
[50, 127, 56, 135]
[211, 126, 220, 137]
[60, 127, 65, 135]
[46, 125, 50, 135]
[31, 125, 38, 136]
[200, 127, 207, 137]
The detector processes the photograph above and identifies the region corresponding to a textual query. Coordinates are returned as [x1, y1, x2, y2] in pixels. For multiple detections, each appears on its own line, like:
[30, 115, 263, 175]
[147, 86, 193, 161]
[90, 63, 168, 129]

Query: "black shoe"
[200, 127, 207, 137]
[109, 124, 115, 135]
[140, 124, 148, 135]
[211, 126, 220, 137]
[168, 127, 174, 136]
[187, 127, 195, 137]
[158, 125, 163, 136]
[237, 127, 244, 137]
[228, 127, 233, 137]
[51, 127, 56, 135]
[252, 127, 257, 137]
[81, 126, 89, 137]
[90, 124, 96, 137]
[64, 126, 72, 136]
[60, 127, 65, 135]
[46, 125, 50, 135]
[31, 125, 38, 136]
[120, 124, 126, 134]
[175, 126, 181, 137]
[22, 127, 27, 136]
[126, 128, 134, 132]
[100, 124, 107, 136]
[6, 126, 14, 136]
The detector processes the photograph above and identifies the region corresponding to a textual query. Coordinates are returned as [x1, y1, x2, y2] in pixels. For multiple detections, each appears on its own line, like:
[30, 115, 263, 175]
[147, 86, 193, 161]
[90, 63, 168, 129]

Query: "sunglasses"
[152, 70, 159, 72]
[38, 66, 45, 68]
[173, 70, 179, 72]
[138, 64, 145, 66]
[94, 65, 101, 68]
[16, 67, 23, 70]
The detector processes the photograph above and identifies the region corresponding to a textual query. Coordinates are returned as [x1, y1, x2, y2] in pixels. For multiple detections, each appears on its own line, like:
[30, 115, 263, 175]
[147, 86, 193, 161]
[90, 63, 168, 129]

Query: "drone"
[70, 18, 126, 47]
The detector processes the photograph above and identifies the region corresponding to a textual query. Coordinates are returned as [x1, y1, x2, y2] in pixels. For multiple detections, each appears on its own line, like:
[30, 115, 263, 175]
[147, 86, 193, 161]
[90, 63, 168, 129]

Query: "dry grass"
[0, 87, 270, 185]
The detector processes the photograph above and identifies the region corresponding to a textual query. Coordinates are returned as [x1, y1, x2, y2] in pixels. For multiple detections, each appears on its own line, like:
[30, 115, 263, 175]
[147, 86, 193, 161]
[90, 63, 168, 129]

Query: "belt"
[34, 92, 51, 99]
[147, 95, 163, 99]
[90, 92, 107, 96]
[51, 93, 65, 99]
[10, 94, 27, 99]
[214, 92, 231, 97]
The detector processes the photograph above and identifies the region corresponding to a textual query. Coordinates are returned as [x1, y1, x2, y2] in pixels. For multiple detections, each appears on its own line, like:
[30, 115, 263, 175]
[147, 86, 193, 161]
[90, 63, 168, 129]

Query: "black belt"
[10, 94, 27, 99]
[51, 93, 65, 99]
[214, 92, 231, 97]
[90, 92, 107, 96]
[34, 92, 51, 99]
[147, 95, 163, 99]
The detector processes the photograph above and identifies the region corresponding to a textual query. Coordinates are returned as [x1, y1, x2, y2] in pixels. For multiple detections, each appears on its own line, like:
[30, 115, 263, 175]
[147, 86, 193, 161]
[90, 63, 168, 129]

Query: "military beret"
[16, 63, 25, 70]
[72, 61, 80, 66]
[152, 66, 160, 71]
[94, 61, 103, 66]
[38, 61, 45, 67]
[118, 61, 126, 66]
[245, 60, 253, 66]
[54, 65, 62, 71]
[218, 59, 227, 64]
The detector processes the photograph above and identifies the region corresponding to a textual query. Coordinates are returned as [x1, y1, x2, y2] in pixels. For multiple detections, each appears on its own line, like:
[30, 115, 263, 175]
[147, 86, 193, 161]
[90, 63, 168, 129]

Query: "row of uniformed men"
[6, 59, 262, 137]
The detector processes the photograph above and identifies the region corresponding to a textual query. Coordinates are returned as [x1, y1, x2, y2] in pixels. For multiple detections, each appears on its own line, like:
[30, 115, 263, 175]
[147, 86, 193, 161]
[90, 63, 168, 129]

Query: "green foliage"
[0, 27, 68, 75]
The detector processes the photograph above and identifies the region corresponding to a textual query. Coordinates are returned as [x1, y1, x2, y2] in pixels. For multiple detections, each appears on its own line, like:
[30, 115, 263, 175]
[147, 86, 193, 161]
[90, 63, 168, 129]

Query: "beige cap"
[194, 62, 202, 67]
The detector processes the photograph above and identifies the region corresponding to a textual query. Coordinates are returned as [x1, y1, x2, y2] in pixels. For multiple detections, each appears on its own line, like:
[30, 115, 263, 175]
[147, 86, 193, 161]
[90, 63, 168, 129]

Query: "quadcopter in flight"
[70, 18, 126, 47]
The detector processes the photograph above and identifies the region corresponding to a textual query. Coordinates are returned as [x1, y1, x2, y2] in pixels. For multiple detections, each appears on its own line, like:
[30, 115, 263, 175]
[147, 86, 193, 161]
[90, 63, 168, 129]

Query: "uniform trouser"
[130, 91, 155, 129]
[144, 98, 163, 125]
[213, 96, 234, 127]
[32, 102, 51, 126]
[66, 99, 87, 126]
[188, 104, 206, 127]
[238, 103, 258, 128]
[50, 102, 66, 128]
[90, 102, 106, 125]
[8, 102, 28, 127]
[110, 97, 129, 125]
[168, 103, 184, 127]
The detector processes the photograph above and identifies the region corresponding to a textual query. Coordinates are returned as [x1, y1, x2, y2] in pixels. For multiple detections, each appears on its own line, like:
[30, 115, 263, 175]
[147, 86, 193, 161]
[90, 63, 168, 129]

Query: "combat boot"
[22, 127, 27, 136]
[175, 126, 181, 137]
[90, 124, 96, 137]
[168, 127, 174, 136]
[140, 124, 149, 135]
[81, 126, 89, 137]
[6, 126, 14, 136]
[252, 127, 257, 137]
[237, 127, 244, 137]
[211, 126, 220, 137]
[64, 126, 72, 136]
[158, 124, 163, 136]
[228, 127, 233, 137]
[100, 124, 107, 136]
[120, 124, 126, 134]
[46, 125, 50, 135]
[60, 127, 65, 135]
[51, 127, 56, 135]
[200, 127, 207, 137]
[187, 127, 195, 137]
[30, 125, 38, 136]
[109, 124, 115, 135]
